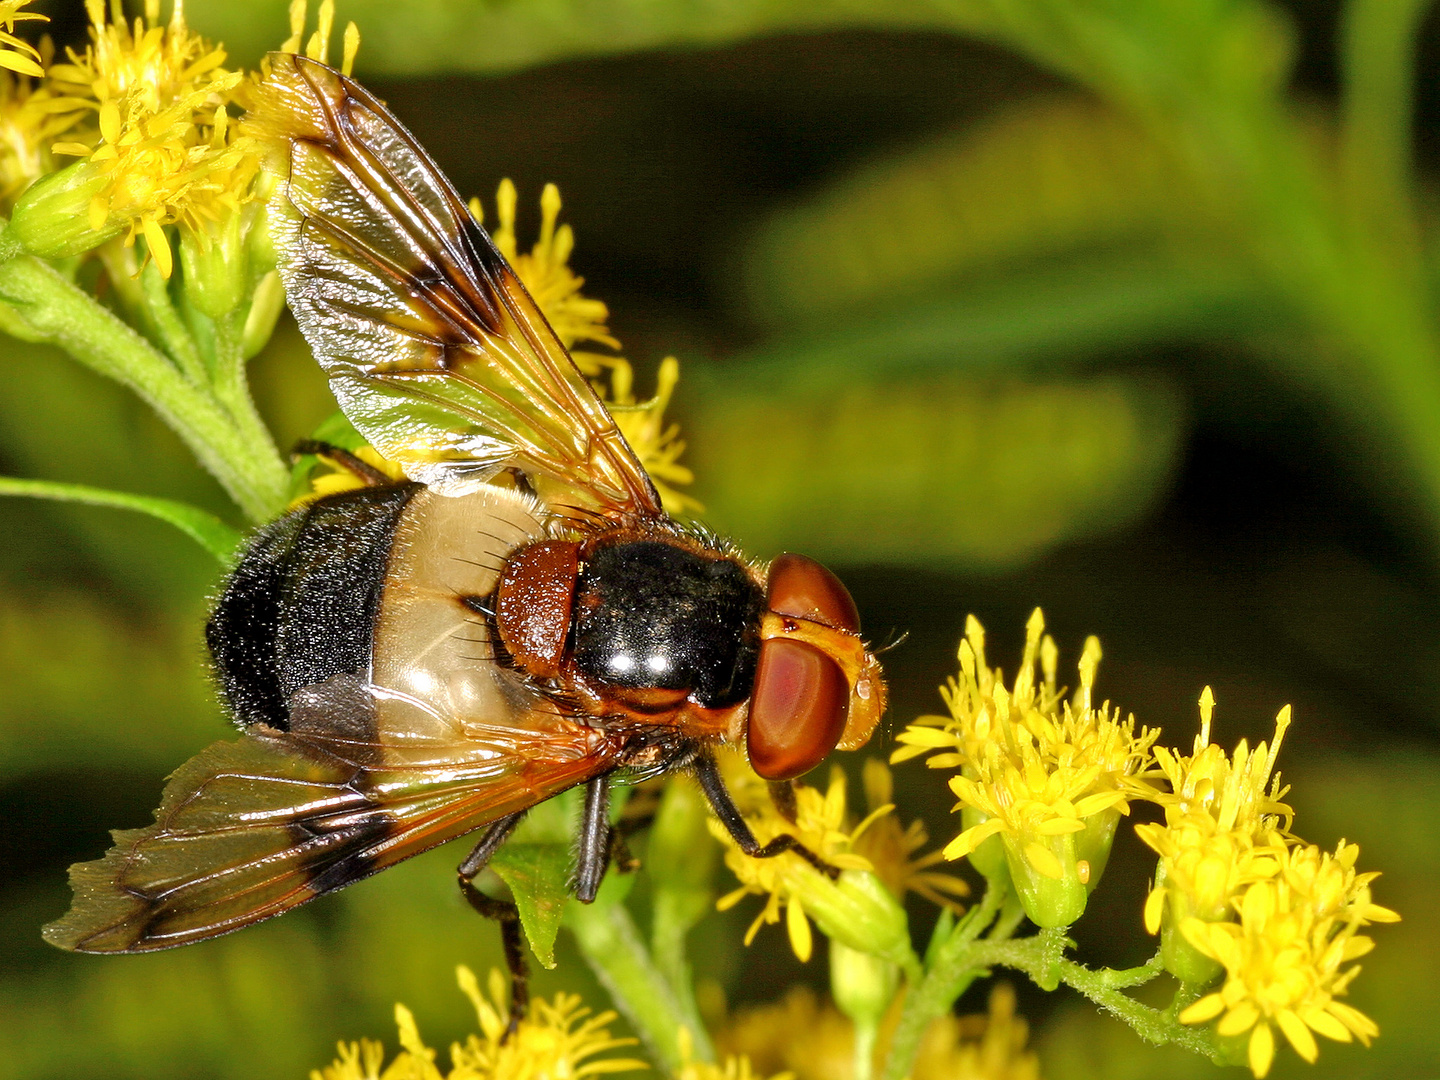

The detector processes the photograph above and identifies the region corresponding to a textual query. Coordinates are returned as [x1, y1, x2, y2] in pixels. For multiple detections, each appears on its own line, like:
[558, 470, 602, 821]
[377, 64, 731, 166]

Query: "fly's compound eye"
[747, 553, 860, 780]
[747, 638, 849, 780]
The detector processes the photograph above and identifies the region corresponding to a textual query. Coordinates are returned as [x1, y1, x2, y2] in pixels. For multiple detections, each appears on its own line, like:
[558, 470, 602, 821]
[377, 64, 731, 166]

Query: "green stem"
[958, 937, 1221, 1063]
[565, 898, 712, 1073]
[1338, 0, 1432, 263]
[0, 252, 288, 522]
[138, 258, 207, 387]
[211, 309, 286, 473]
[880, 881, 1008, 1080]
[0, 476, 241, 562]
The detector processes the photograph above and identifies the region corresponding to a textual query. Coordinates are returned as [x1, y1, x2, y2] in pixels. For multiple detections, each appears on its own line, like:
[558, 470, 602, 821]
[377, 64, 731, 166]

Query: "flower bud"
[1002, 806, 1120, 929]
[795, 868, 914, 970]
[179, 212, 247, 319]
[9, 162, 125, 259]
[830, 940, 900, 1033]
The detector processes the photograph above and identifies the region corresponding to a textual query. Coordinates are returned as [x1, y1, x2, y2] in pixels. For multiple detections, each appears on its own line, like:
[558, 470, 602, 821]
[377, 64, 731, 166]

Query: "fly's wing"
[42, 693, 618, 953]
[244, 53, 663, 523]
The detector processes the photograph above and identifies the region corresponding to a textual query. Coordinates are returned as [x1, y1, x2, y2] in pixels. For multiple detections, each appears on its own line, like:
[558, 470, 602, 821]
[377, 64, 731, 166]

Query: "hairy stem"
[0, 252, 288, 522]
[566, 898, 713, 1072]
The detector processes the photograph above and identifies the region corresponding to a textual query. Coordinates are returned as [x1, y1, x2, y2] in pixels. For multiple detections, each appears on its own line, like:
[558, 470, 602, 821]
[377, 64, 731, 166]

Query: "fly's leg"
[457, 810, 525, 880]
[291, 439, 393, 487]
[457, 811, 530, 1040]
[693, 753, 840, 878]
[458, 879, 529, 1041]
[573, 775, 611, 903]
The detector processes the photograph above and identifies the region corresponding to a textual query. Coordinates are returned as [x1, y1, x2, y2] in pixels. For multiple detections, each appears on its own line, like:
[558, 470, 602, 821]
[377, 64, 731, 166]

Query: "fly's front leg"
[692, 753, 839, 878]
[573, 774, 612, 903]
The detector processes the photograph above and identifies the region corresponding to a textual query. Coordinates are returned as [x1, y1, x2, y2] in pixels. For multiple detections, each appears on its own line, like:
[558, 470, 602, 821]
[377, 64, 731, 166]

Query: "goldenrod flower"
[1134, 688, 1297, 982]
[710, 754, 911, 967]
[15, 0, 257, 274]
[714, 983, 1042, 1080]
[473, 181, 699, 514]
[0, 0, 45, 79]
[1178, 840, 1399, 1077]
[894, 610, 1158, 927]
[675, 1027, 791, 1080]
[852, 758, 969, 913]
[0, 48, 73, 209]
[312, 966, 646, 1080]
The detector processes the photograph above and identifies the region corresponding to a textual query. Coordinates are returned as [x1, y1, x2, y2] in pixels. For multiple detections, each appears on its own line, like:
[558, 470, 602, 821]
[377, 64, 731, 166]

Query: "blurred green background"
[4, 0, 1439, 1077]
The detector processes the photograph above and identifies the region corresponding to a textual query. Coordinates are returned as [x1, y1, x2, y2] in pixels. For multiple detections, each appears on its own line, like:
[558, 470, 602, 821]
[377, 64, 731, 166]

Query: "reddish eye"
[747, 638, 849, 780]
[766, 553, 859, 632]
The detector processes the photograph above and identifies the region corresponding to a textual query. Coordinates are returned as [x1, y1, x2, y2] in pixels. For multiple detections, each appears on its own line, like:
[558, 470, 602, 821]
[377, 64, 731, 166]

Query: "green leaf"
[683, 364, 1185, 567]
[743, 95, 1223, 328]
[185, 0, 1008, 75]
[486, 786, 584, 969]
[0, 477, 241, 564]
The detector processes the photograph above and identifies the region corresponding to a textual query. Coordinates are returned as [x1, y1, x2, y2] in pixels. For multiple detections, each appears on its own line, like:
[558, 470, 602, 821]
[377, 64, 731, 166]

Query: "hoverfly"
[43, 54, 886, 959]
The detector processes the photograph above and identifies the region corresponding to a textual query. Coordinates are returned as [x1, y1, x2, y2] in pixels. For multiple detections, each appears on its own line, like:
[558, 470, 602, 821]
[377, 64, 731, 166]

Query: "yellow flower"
[852, 758, 969, 913]
[0, 0, 45, 79]
[36, 0, 256, 275]
[674, 1027, 791, 1080]
[1134, 688, 1297, 982]
[311, 966, 646, 1080]
[473, 180, 699, 514]
[710, 754, 910, 967]
[894, 610, 1158, 927]
[0, 44, 74, 209]
[713, 983, 1042, 1080]
[1178, 840, 1399, 1077]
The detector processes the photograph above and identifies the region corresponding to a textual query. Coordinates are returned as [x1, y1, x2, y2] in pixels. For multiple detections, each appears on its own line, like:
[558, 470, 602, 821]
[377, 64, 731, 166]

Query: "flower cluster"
[1134, 689, 1400, 1076]
[312, 966, 645, 1080]
[887, 614, 1399, 1078]
[893, 609, 1159, 927]
[714, 982, 1041, 1080]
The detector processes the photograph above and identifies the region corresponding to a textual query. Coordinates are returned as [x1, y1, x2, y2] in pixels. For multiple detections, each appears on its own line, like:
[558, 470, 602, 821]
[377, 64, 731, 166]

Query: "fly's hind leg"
[692, 753, 840, 878]
[458, 879, 529, 1041]
[458, 811, 528, 1040]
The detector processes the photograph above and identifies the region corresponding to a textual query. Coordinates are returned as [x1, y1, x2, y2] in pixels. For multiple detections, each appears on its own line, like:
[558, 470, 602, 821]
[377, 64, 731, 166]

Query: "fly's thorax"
[493, 528, 766, 715]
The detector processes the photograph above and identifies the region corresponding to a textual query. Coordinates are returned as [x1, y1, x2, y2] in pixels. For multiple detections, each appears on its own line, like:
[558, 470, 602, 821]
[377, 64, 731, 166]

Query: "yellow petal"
[1178, 993, 1226, 1025]
[1143, 885, 1165, 935]
[1035, 816, 1086, 835]
[1218, 1003, 1260, 1037]
[1023, 842, 1065, 880]
[786, 898, 812, 963]
[1275, 1009, 1317, 1062]
[1248, 1021, 1275, 1078]
[143, 215, 173, 278]
[0, 48, 42, 78]
[1303, 1008, 1352, 1043]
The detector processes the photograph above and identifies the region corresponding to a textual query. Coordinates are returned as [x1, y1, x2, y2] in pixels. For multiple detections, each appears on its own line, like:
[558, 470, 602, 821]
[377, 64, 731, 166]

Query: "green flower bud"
[831, 939, 900, 1028]
[1152, 863, 1224, 986]
[179, 212, 246, 319]
[797, 868, 915, 971]
[10, 161, 126, 259]
[240, 269, 285, 359]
